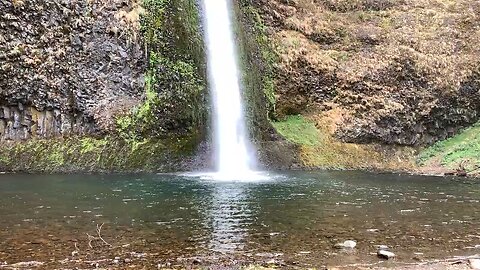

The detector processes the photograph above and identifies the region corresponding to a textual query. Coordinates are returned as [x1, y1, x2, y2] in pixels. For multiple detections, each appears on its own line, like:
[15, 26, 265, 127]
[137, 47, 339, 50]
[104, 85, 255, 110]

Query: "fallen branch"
[86, 223, 112, 249]
[96, 223, 112, 247]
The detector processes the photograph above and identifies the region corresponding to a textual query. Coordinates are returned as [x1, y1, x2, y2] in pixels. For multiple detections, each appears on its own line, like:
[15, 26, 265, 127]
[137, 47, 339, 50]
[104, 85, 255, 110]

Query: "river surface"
[0, 171, 479, 268]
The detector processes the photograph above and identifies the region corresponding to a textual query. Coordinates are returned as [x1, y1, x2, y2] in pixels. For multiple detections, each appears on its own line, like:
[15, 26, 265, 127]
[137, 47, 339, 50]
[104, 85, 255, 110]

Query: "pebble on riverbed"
[376, 245, 389, 250]
[469, 259, 480, 269]
[10, 261, 45, 267]
[334, 240, 357, 249]
[377, 249, 396, 259]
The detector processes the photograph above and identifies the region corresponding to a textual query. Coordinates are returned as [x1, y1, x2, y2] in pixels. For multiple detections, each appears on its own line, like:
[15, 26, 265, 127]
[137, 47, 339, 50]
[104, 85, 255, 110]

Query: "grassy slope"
[419, 122, 480, 173]
[272, 115, 480, 175]
[272, 115, 321, 146]
[272, 115, 416, 171]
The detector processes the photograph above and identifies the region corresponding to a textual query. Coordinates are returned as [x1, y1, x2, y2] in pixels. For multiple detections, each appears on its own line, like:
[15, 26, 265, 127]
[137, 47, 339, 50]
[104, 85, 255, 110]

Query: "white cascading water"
[202, 0, 257, 179]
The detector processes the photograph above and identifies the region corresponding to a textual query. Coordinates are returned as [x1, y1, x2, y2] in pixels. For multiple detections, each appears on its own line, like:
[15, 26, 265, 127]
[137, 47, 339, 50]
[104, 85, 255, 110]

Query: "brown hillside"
[254, 0, 480, 146]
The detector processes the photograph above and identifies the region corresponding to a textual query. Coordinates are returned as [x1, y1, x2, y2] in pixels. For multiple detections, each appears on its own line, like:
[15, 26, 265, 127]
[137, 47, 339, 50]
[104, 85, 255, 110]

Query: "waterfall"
[202, 0, 257, 178]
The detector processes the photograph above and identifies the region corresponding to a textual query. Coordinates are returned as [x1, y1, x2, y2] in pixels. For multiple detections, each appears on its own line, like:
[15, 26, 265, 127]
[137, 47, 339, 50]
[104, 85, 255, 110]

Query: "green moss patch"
[270, 113, 416, 171]
[271, 115, 320, 146]
[0, 135, 199, 173]
[117, 0, 207, 139]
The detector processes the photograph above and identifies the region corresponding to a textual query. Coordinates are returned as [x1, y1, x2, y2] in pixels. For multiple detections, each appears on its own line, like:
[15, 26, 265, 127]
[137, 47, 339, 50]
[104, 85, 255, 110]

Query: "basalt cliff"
[0, 0, 479, 175]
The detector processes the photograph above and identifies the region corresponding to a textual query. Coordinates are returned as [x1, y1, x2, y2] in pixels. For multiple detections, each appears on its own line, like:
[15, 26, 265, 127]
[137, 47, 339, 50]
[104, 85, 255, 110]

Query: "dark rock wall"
[0, 0, 146, 140]
[0, 105, 94, 141]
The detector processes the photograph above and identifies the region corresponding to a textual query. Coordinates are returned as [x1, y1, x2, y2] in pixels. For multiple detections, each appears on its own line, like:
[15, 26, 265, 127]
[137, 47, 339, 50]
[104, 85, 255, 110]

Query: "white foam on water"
[181, 171, 272, 183]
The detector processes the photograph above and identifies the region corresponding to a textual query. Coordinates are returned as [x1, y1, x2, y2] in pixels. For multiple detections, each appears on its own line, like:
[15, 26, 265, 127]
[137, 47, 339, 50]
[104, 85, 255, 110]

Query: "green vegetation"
[419, 122, 480, 171]
[79, 137, 108, 154]
[271, 113, 415, 171]
[240, 4, 278, 118]
[231, 1, 281, 143]
[116, 0, 206, 140]
[272, 115, 320, 146]
[0, 135, 197, 173]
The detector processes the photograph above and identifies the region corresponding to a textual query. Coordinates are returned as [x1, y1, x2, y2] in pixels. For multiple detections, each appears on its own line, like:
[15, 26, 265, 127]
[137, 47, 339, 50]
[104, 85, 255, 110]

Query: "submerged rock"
[470, 259, 480, 269]
[11, 261, 44, 267]
[377, 250, 395, 259]
[376, 245, 389, 250]
[334, 240, 357, 249]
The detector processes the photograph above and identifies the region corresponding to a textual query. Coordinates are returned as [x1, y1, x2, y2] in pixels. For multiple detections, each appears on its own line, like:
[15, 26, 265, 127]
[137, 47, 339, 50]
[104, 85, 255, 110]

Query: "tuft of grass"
[80, 137, 108, 154]
[418, 122, 480, 170]
[272, 115, 320, 146]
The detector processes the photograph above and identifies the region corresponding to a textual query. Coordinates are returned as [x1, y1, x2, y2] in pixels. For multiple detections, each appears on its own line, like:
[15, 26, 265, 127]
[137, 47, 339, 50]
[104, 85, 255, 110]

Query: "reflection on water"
[0, 171, 479, 268]
[207, 184, 252, 253]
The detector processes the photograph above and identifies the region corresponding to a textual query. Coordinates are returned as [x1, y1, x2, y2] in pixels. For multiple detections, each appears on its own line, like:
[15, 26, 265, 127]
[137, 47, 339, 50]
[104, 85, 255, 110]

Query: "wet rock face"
[0, 105, 94, 141]
[0, 0, 145, 138]
[253, 0, 480, 146]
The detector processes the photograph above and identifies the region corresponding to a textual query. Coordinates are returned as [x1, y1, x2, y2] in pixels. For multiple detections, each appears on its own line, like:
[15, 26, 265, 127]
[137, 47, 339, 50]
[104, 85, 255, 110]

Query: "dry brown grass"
[259, 0, 480, 150]
[114, 1, 145, 42]
[280, 0, 480, 89]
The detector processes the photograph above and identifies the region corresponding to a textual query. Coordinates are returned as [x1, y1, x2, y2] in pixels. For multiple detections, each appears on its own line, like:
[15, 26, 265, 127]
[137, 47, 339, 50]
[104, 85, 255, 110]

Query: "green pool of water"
[0, 171, 479, 268]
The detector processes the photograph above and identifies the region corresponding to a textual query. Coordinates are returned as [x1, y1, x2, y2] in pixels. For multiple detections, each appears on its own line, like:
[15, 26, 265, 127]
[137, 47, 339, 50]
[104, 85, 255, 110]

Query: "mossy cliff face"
[246, 0, 480, 172]
[125, 0, 207, 139]
[0, 135, 201, 173]
[0, 0, 208, 172]
[2, 0, 477, 173]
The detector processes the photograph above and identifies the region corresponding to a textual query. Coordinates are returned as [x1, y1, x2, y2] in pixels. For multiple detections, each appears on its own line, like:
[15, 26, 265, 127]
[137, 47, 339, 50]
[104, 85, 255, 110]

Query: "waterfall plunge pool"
[0, 171, 479, 268]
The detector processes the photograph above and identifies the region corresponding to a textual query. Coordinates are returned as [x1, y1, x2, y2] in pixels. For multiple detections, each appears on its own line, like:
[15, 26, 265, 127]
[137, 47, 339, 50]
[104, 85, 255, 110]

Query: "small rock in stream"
[266, 259, 276, 264]
[377, 250, 396, 259]
[470, 259, 480, 269]
[335, 240, 357, 249]
[376, 245, 389, 250]
[11, 261, 45, 267]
